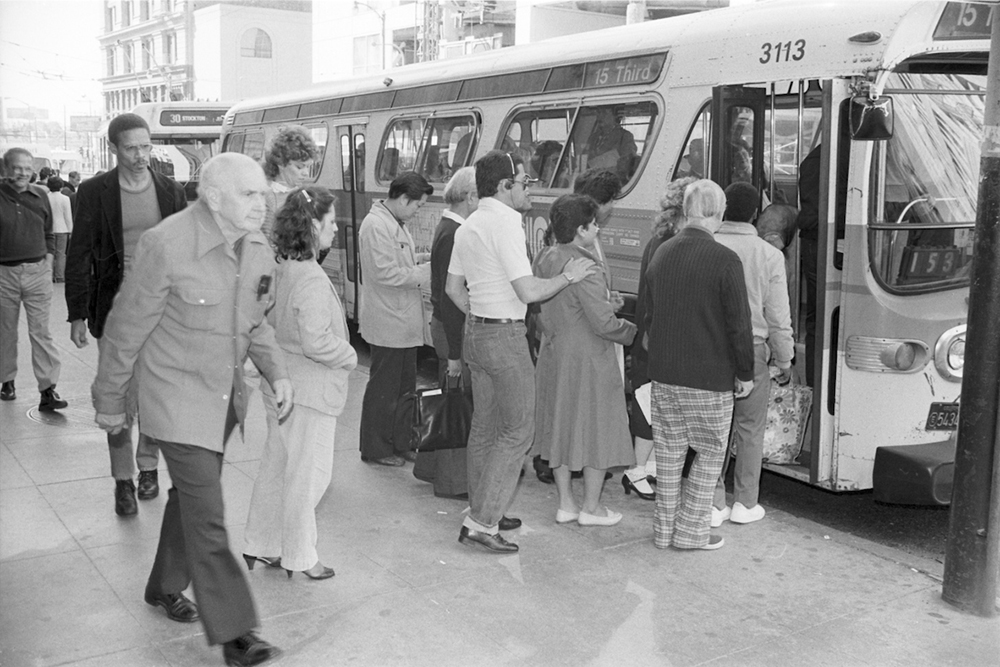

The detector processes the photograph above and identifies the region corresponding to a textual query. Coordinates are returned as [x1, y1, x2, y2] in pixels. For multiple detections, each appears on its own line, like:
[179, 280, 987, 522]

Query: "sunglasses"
[505, 153, 538, 188]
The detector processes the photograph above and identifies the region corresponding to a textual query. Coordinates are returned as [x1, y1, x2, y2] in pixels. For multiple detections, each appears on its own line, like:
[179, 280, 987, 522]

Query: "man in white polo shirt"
[446, 150, 595, 553]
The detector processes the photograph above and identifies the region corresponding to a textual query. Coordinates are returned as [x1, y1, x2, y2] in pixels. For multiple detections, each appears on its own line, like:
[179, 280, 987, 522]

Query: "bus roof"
[226, 1, 984, 121]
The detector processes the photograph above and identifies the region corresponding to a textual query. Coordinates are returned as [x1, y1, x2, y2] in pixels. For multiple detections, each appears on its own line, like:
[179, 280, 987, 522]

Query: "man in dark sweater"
[0, 148, 68, 411]
[414, 166, 477, 499]
[644, 179, 754, 551]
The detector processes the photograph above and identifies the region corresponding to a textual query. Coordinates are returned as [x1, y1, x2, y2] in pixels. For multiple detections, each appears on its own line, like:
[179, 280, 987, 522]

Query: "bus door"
[334, 122, 367, 322]
[710, 86, 766, 192]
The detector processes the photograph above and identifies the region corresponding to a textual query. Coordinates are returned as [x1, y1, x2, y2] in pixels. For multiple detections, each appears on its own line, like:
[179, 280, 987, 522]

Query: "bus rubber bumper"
[872, 437, 956, 506]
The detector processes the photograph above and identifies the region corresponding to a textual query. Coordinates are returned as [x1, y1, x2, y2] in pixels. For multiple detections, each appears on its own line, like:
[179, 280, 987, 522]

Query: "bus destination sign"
[159, 110, 227, 127]
[584, 54, 666, 90]
[934, 2, 994, 41]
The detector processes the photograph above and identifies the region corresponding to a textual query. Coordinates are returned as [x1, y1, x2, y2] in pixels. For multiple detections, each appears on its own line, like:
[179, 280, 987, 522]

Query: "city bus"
[221, 0, 986, 504]
[122, 102, 228, 199]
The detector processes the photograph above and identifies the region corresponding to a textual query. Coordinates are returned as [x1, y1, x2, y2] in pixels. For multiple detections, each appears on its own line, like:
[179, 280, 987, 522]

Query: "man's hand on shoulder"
[562, 257, 597, 284]
[70, 320, 89, 348]
[272, 379, 295, 421]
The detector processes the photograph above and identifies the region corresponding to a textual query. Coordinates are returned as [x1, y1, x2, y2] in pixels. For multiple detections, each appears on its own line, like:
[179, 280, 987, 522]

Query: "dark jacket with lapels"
[65, 168, 186, 338]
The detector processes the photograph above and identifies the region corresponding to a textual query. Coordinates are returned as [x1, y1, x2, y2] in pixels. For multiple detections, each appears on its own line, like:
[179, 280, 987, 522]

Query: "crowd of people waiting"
[0, 113, 796, 666]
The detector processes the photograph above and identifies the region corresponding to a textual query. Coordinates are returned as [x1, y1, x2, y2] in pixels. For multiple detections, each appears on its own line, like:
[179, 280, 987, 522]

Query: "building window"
[163, 31, 176, 64]
[122, 1, 132, 27]
[107, 46, 116, 76]
[240, 28, 272, 58]
[105, 5, 116, 31]
[123, 42, 134, 74]
[142, 37, 153, 70]
[140, 0, 150, 21]
[163, 0, 173, 13]
[353, 34, 380, 75]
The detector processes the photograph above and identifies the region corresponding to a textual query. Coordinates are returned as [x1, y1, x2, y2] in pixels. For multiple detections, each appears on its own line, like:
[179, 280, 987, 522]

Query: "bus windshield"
[149, 139, 216, 183]
[870, 72, 985, 293]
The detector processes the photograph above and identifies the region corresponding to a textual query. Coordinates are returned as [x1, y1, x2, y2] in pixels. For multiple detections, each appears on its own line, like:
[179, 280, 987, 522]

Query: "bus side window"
[417, 115, 477, 183]
[377, 118, 423, 183]
[674, 105, 711, 180]
[223, 132, 245, 154]
[305, 124, 328, 182]
[354, 133, 365, 192]
[242, 131, 265, 161]
[501, 108, 574, 188]
[339, 134, 351, 191]
[557, 101, 656, 189]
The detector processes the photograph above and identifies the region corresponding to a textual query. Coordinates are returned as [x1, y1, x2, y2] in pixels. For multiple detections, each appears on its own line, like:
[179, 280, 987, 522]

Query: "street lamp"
[353, 0, 387, 71]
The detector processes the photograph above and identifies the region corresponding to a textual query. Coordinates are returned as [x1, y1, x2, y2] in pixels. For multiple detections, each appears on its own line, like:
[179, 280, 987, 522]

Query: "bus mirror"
[850, 95, 893, 140]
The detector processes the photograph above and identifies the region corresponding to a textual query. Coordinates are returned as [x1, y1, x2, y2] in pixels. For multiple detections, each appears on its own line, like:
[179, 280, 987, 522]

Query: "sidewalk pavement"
[1, 284, 997, 667]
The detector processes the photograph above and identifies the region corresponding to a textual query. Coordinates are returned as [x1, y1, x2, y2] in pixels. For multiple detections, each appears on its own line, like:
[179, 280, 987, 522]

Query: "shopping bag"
[412, 378, 473, 453]
[761, 376, 812, 465]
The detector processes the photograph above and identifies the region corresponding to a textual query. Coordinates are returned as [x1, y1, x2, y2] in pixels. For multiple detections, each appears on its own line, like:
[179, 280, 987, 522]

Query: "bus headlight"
[934, 325, 966, 382]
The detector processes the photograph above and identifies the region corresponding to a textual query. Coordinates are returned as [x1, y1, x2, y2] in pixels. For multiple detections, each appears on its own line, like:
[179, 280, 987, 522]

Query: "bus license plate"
[926, 402, 959, 431]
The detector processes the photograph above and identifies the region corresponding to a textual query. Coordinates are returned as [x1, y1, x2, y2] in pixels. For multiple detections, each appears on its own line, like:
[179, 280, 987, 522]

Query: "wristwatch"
[561, 272, 574, 283]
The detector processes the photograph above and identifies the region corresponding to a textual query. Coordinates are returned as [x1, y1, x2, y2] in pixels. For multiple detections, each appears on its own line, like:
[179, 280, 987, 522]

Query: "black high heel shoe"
[285, 563, 336, 580]
[621, 474, 655, 501]
[242, 554, 282, 571]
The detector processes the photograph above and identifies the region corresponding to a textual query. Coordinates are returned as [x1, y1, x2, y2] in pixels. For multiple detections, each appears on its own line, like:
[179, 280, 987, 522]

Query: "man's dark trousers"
[360, 345, 417, 459]
[145, 407, 257, 645]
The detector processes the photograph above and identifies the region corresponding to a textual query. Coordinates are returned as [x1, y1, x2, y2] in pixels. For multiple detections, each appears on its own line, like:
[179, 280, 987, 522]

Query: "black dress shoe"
[223, 632, 281, 667]
[38, 385, 67, 411]
[621, 474, 655, 501]
[115, 479, 138, 516]
[498, 516, 522, 531]
[533, 455, 554, 484]
[137, 470, 159, 500]
[458, 526, 519, 553]
[0, 380, 14, 401]
[144, 590, 199, 623]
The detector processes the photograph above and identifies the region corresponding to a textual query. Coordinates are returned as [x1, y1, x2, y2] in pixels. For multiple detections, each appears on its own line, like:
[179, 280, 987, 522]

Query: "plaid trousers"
[651, 382, 734, 549]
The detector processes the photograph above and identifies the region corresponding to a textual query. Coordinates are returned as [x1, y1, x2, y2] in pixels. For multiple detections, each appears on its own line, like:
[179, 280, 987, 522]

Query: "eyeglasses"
[513, 176, 539, 188]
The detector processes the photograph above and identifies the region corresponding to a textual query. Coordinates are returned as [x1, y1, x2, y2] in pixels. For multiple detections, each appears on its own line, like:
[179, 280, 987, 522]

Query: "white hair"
[683, 179, 726, 222]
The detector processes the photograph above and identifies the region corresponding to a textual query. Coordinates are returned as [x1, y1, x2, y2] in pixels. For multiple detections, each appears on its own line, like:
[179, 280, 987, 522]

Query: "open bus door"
[710, 86, 766, 193]
[333, 122, 367, 323]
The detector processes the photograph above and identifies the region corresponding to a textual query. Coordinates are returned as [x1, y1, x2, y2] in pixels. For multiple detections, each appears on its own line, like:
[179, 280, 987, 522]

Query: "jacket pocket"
[175, 287, 224, 331]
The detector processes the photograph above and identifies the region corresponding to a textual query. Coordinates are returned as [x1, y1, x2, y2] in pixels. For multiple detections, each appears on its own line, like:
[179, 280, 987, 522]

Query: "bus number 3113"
[760, 39, 806, 64]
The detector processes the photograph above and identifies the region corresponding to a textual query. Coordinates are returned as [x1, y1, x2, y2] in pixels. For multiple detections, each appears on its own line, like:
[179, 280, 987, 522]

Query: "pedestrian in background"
[711, 182, 793, 527]
[533, 193, 636, 527]
[414, 166, 477, 498]
[262, 125, 318, 242]
[244, 186, 356, 581]
[66, 112, 187, 517]
[446, 150, 595, 553]
[45, 176, 73, 283]
[643, 179, 754, 551]
[92, 153, 290, 667]
[0, 148, 67, 411]
[358, 171, 433, 467]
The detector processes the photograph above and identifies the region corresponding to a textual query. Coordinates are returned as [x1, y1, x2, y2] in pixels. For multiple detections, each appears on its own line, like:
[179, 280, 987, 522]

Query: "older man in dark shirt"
[0, 148, 67, 410]
[644, 179, 754, 551]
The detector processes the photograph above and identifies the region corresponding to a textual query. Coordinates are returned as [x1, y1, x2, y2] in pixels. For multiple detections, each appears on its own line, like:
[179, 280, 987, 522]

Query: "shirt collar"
[683, 222, 716, 238]
[375, 199, 406, 228]
[718, 220, 757, 235]
[441, 209, 465, 225]
[1, 181, 43, 199]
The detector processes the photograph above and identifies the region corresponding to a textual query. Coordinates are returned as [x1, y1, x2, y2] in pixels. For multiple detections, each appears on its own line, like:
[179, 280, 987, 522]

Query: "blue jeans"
[464, 320, 534, 529]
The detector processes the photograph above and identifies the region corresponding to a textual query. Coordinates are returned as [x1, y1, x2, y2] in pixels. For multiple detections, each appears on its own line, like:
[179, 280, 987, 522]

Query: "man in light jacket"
[358, 171, 433, 466]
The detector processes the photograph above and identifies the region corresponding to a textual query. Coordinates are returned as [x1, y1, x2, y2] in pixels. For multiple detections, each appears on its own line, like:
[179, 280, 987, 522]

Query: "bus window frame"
[302, 122, 329, 183]
[498, 95, 660, 196]
[374, 111, 479, 186]
[222, 132, 245, 155]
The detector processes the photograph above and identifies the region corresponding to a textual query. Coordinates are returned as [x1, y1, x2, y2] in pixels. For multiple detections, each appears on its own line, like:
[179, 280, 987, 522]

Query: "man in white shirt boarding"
[446, 150, 596, 553]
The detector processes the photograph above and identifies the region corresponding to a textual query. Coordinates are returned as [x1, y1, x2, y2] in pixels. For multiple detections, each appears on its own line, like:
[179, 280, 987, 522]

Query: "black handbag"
[412, 377, 474, 452]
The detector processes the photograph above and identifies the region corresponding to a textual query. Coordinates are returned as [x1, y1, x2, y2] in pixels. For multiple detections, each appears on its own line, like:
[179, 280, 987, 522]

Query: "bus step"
[872, 438, 956, 506]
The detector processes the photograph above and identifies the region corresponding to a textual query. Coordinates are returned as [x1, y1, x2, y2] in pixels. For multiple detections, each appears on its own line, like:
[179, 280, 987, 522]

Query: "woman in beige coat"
[244, 186, 357, 580]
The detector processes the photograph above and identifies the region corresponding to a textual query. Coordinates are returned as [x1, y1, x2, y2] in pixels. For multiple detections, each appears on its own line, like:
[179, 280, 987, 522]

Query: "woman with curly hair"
[243, 186, 357, 581]
[625, 176, 697, 499]
[261, 125, 319, 241]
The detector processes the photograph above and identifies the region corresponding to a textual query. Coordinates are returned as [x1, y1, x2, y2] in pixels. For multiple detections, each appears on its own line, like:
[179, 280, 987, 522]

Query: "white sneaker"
[730, 502, 766, 524]
[577, 507, 622, 527]
[711, 505, 731, 528]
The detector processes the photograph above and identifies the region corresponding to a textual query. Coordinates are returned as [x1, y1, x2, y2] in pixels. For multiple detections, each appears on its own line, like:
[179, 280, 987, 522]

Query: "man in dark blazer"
[65, 113, 186, 517]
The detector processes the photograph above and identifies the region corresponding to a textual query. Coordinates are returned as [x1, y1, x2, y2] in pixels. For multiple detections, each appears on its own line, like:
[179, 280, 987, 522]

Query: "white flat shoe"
[698, 535, 725, 550]
[711, 505, 731, 528]
[577, 507, 622, 527]
[555, 509, 580, 524]
[729, 502, 765, 524]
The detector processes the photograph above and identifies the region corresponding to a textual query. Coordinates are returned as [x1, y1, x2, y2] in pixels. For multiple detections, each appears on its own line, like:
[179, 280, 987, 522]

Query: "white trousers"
[244, 396, 336, 572]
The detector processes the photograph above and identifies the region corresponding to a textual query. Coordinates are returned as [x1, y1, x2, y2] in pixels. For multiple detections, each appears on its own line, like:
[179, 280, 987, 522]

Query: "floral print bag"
[761, 372, 813, 465]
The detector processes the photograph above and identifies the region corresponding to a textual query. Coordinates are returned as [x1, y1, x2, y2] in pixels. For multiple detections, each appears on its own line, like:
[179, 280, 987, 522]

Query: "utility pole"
[942, 3, 1000, 618]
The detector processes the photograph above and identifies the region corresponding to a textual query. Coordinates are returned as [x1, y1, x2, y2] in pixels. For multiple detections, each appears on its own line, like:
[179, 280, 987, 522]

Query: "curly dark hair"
[271, 186, 336, 261]
[263, 125, 318, 180]
[546, 193, 599, 245]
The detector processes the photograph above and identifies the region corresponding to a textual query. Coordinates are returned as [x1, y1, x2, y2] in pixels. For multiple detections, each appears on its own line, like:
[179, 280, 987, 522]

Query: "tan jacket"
[358, 200, 429, 348]
[92, 200, 288, 452]
[261, 259, 357, 416]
